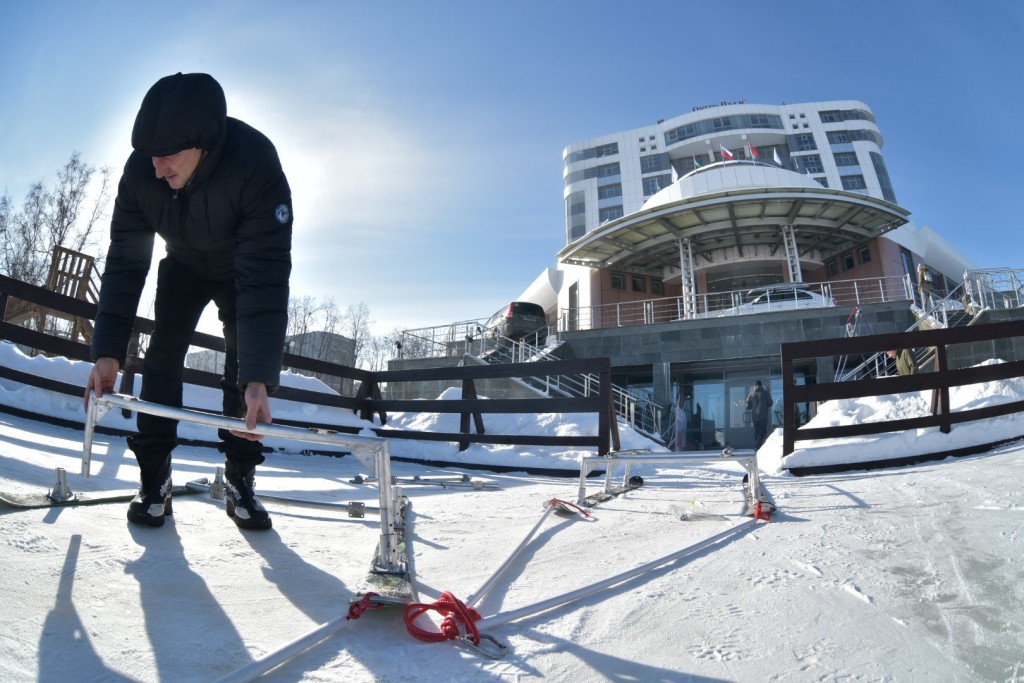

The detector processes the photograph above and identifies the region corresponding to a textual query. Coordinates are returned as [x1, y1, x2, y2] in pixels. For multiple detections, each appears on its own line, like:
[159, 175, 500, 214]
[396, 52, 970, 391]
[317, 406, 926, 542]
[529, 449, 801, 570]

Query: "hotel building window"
[566, 142, 619, 163]
[834, 151, 859, 167]
[643, 175, 673, 196]
[798, 155, 824, 174]
[841, 175, 867, 191]
[640, 153, 671, 174]
[792, 133, 817, 151]
[871, 152, 897, 203]
[567, 191, 586, 241]
[599, 205, 624, 223]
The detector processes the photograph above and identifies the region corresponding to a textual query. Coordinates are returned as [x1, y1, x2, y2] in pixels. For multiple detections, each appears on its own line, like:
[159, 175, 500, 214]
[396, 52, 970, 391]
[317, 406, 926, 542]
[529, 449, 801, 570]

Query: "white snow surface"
[1, 342, 1023, 682]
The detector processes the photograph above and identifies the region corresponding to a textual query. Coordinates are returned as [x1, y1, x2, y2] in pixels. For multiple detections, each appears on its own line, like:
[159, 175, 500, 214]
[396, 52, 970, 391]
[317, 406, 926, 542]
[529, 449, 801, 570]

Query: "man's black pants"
[129, 258, 264, 486]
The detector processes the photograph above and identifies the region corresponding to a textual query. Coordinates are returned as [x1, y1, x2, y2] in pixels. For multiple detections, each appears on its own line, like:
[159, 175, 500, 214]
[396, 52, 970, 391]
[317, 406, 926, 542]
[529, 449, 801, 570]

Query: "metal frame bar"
[83, 392, 404, 572]
[576, 449, 764, 511]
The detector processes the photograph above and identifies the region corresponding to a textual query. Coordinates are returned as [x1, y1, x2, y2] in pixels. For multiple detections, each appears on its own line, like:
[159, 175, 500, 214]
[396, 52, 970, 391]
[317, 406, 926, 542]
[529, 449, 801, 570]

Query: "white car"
[717, 285, 835, 317]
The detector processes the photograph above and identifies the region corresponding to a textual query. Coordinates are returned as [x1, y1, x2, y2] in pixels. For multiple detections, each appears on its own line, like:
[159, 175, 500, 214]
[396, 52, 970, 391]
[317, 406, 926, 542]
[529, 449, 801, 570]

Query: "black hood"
[131, 73, 227, 157]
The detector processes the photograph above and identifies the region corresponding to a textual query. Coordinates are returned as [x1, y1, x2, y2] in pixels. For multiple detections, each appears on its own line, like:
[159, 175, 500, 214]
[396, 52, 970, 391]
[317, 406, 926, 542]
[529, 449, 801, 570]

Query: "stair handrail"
[836, 278, 990, 382]
[471, 332, 664, 441]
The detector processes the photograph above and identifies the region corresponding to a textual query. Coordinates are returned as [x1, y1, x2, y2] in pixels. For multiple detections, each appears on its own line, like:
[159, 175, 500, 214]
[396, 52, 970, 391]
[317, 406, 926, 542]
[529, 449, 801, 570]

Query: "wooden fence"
[0, 274, 618, 463]
[780, 321, 1024, 467]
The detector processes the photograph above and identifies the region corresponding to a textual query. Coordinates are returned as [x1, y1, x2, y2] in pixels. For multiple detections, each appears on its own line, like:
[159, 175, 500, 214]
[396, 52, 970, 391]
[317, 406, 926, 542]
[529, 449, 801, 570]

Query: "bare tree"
[0, 151, 112, 285]
[362, 330, 398, 372]
[287, 295, 321, 337]
[341, 302, 372, 368]
[284, 295, 412, 371]
[48, 152, 112, 258]
[0, 182, 47, 284]
[313, 296, 341, 360]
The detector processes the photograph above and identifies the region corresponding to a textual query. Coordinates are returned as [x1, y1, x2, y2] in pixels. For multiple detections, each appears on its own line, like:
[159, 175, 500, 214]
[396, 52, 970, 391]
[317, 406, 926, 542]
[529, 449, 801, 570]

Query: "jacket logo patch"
[275, 204, 291, 224]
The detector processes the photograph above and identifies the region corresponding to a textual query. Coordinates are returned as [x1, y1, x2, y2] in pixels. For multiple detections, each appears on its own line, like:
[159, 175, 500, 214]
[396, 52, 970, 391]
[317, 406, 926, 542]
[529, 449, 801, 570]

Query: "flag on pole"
[746, 143, 760, 160]
[692, 154, 702, 169]
[720, 145, 734, 160]
[773, 147, 782, 166]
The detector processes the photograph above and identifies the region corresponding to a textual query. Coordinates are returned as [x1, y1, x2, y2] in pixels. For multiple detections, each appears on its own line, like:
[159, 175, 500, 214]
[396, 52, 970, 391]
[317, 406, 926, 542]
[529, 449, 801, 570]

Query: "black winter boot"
[126, 438, 175, 528]
[127, 473, 173, 527]
[224, 463, 272, 530]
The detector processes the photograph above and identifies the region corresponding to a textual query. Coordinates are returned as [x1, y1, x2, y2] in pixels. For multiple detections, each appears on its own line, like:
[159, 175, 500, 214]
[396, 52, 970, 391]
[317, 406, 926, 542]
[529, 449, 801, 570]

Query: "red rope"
[346, 592, 383, 621]
[546, 497, 591, 517]
[403, 591, 482, 645]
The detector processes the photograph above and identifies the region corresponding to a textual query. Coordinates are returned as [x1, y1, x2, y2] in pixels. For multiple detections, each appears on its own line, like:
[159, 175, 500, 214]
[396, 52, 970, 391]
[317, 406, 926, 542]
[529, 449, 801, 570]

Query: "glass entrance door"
[726, 380, 755, 449]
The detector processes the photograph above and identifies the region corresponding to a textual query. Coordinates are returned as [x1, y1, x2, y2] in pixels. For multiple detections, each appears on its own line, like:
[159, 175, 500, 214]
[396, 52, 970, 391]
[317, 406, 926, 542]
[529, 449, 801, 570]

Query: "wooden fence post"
[458, 378, 485, 452]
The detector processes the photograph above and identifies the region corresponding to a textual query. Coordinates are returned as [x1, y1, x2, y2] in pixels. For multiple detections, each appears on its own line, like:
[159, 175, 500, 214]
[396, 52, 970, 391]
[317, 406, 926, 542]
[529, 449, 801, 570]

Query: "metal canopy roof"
[558, 162, 911, 276]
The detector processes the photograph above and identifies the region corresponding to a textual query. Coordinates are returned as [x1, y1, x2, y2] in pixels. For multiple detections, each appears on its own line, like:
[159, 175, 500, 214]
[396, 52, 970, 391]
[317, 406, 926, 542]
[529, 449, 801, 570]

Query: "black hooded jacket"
[91, 73, 293, 388]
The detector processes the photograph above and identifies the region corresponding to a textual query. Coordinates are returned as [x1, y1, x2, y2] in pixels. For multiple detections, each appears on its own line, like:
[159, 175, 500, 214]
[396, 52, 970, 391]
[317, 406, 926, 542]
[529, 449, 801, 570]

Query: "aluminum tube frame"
[577, 450, 762, 507]
[83, 392, 405, 573]
[212, 613, 352, 683]
[184, 479, 382, 515]
[476, 518, 761, 632]
[467, 503, 559, 608]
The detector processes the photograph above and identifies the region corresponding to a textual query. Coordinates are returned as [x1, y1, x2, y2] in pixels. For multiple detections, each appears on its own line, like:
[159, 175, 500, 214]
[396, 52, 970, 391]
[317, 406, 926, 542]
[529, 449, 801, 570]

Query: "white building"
[564, 99, 896, 241]
[554, 100, 973, 324]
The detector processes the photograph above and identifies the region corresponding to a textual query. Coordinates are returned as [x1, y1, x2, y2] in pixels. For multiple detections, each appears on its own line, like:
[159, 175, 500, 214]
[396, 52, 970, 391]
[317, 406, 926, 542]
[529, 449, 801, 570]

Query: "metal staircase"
[469, 330, 666, 443]
[836, 268, 1024, 382]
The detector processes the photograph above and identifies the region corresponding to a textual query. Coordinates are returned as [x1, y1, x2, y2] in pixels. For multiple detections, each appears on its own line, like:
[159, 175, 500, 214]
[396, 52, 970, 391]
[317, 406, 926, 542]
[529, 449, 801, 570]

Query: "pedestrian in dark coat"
[887, 349, 918, 376]
[746, 380, 774, 449]
[84, 72, 293, 530]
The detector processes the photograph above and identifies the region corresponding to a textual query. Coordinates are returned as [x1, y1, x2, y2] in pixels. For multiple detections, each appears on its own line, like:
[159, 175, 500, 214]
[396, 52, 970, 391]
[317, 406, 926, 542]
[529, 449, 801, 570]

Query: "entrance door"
[725, 380, 754, 449]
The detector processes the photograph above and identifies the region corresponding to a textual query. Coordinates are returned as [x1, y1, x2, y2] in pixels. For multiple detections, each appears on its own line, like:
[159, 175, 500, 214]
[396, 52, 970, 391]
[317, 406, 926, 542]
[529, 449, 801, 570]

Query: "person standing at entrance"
[746, 380, 774, 449]
[83, 72, 293, 530]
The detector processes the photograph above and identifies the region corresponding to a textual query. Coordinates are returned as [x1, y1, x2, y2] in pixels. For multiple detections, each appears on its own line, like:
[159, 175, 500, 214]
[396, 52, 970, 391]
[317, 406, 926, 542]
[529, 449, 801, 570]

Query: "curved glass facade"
[664, 113, 784, 146]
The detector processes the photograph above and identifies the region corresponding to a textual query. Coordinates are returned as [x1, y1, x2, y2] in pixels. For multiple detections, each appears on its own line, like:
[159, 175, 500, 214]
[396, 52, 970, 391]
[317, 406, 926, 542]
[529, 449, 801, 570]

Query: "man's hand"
[84, 357, 121, 413]
[231, 382, 271, 441]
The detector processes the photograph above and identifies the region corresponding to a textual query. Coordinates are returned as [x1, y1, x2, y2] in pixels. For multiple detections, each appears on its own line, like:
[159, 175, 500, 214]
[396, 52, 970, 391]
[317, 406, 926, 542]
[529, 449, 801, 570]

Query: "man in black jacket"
[745, 380, 774, 450]
[84, 73, 293, 530]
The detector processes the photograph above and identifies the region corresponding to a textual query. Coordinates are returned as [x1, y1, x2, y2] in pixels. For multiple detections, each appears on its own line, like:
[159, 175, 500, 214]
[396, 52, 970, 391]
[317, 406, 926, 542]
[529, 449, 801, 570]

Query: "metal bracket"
[47, 467, 76, 503]
[460, 633, 509, 660]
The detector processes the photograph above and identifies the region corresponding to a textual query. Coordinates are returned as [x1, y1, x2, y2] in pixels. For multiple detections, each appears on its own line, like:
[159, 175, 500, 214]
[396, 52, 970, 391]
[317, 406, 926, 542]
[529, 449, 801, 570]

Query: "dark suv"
[485, 301, 548, 342]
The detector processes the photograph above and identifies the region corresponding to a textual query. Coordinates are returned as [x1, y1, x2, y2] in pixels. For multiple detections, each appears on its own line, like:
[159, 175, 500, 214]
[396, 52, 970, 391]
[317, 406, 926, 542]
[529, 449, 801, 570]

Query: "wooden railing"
[779, 321, 1024, 460]
[0, 274, 618, 461]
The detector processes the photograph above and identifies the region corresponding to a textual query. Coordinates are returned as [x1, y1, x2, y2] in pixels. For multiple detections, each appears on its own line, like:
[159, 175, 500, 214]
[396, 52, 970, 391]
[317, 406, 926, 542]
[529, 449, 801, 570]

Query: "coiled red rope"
[346, 592, 382, 620]
[545, 497, 591, 517]
[403, 591, 482, 645]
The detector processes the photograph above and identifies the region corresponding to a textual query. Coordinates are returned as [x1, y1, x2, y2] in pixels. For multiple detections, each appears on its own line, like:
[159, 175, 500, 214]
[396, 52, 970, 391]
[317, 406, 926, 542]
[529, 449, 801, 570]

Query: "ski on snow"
[583, 475, 644, 506]
[742, 472, 776, 519]
[0, 484, 201, 510]
[356, 494, 417, 604]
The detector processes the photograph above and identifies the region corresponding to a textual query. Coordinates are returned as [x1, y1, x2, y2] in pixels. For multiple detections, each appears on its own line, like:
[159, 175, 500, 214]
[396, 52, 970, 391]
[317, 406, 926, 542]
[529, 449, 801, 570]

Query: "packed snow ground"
[1, 343, 1023, 682]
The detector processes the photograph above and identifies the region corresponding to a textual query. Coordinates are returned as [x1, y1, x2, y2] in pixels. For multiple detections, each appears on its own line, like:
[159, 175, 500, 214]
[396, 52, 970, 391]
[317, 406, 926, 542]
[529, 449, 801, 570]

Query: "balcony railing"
[559, 276, 913, 332]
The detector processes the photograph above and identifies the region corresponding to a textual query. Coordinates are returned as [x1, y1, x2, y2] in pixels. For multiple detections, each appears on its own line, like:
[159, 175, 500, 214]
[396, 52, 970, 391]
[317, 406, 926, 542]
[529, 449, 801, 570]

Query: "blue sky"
[2, 1, 1022, 335]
